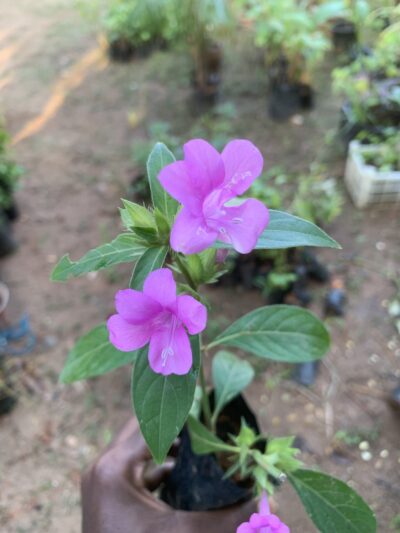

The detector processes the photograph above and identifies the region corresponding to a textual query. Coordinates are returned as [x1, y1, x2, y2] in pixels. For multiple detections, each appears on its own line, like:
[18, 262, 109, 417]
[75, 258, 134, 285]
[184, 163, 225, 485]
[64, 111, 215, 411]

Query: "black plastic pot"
[332, 20, 357, 53]
[160, 394, 261, 511]
[3, 200, 19, 222]
[108, 38, 135, 62]
[268, 82, 314, 121]
[0, 222, 17, 258]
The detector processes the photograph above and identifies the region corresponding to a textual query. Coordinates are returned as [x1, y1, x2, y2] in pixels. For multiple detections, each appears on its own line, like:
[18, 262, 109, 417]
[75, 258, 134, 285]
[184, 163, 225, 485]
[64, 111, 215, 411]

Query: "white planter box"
[344, 140, 400, 208]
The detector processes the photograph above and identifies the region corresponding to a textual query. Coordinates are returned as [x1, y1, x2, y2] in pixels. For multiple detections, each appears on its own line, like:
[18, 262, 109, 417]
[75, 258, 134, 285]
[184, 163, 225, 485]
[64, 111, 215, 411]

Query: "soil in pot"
[331, 20, 357, 53]
[160, 394, 262, 511]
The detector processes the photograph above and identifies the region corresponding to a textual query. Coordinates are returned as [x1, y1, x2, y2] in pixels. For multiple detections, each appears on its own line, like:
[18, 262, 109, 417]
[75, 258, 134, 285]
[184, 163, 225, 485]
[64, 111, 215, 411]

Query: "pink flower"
[237, 493, 290, 533]
[159, 139, 269, 255]
[107, 269, 207, 376]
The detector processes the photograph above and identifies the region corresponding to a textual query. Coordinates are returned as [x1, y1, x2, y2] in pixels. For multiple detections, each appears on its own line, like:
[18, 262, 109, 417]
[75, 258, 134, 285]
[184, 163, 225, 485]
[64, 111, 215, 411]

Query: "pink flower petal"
[107, 314, 151, 352]
[236, 523, 254, 533]
[158, 160, 202, 214]
[184, 139, 225, 198]
[259, 491, 270, 515]
[217, 199, 269, 254]
[221, 139, 263, 199]
[176, 295, 207, 335]
[148, 324, 192, 375]
[170, 207, 218, 255]
[143, 268, 176, 308]
[115, 289, 162, 324]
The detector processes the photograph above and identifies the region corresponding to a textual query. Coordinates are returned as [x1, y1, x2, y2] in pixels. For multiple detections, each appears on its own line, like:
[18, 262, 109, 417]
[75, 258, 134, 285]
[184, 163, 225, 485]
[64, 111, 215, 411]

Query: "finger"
[143, 459, 176, 491]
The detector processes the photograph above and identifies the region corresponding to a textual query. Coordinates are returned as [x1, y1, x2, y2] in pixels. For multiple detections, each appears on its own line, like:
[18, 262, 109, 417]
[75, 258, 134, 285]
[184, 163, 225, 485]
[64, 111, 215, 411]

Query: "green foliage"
[360, 129, 400, 171]
[235, 0, 330, 82]
[214, 210, 340, 251]
[332, 5, 400, 124]
[51, 234, 146, 281]
[132, 337, 200, 463]
[0, 120, 22, 210]
[189, 418, 302, 494]
[60, 324, 136, 383]
[211, 350, 254, 424]
[102, 0, 178, 47]
[146, 142, 179, 221]
[208, 305, 330, 363]
[292, 165, 344, 225]
[249, 165, 344, 227]
[289, 469, 377, 533]
[129, 246, 168, 290]
[187, 415, 238, 454]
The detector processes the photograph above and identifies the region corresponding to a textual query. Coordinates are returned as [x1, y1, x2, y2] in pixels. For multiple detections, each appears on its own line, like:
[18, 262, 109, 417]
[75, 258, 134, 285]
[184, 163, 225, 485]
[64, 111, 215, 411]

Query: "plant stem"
[174, 253, 214, 429]
[174, 254, 197, 292]
[199, 363, 212, 430]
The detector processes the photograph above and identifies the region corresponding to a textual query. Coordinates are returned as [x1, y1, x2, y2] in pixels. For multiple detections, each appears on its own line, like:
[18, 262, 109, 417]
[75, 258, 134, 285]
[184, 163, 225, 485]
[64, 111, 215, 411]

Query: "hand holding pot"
[81, 418, 256, 533]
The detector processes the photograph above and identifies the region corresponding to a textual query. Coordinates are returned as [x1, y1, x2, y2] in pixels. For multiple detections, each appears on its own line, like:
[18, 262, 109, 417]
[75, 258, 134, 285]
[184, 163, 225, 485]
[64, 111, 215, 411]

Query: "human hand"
[81, 418, 257, 533]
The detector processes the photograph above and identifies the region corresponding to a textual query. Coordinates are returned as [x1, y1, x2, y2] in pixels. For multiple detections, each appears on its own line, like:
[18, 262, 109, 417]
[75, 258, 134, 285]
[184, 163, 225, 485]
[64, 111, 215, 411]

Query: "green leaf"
[130, 246, 168, 290]
[212, 350, 254, 421]
[214, 210, 340, 250]
[208, 305, 330, 363]
[146, 143, 179, 220]
[60, 324, 136, 383]
[51, 234, 145, 282]
[121, 199, 155, 228]
[187, 415, 237, 454]
[289, 469, 376, 533]
[132, 336, 200, 464]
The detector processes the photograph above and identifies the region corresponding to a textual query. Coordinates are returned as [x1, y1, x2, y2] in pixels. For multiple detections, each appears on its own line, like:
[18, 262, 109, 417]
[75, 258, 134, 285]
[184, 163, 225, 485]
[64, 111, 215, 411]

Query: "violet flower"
[107, 268, 207, 376]
[159, 139, 269, 255]
[237, 493, 290, 533]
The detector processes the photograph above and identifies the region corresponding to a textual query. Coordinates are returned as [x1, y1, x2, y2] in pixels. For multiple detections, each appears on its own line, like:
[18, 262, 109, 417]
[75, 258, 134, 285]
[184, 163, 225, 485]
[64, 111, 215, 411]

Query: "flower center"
[153, 312, 181, 367]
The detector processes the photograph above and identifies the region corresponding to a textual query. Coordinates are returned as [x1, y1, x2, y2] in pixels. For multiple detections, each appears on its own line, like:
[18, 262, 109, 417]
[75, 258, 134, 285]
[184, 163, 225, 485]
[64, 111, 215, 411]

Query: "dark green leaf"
[51, 234, 145, 282]
[208, 305, 330, 363]
[187, 416, 237, 454]
[289, 469, 376, 533]
[147, 143, 179, 220]
[132, 336, 200, 464]
[212, 350, 254, 420]
[214, 210, 340, 250]
[60, 324, 136, 383]
[130, 246, 168, 290]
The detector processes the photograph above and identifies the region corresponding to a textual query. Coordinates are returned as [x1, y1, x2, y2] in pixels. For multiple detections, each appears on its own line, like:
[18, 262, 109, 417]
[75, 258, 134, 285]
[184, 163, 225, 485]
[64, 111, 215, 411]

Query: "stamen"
[161, 315, 178, 367]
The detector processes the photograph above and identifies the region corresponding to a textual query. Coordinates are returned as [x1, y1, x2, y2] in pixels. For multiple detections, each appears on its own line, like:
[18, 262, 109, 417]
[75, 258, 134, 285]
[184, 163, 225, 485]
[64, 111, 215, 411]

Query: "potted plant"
[333, 5, 400, 142]
[345, 129, 400, 207]
[97, 0, 176, 61]
[0, 121, 21, 256]
[53, 139, 376, 532]
[172, 0, 234, 103]
[235, 0, 330, 119]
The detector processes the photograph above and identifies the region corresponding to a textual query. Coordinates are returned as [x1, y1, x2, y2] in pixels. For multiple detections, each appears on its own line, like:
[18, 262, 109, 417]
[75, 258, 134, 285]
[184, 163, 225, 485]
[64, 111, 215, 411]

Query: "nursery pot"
[268, 83, 302, 121]
[331, 20, 357, 53]
[192, 41, 223, 104]
[0, 282, 17, 417]
[161, 393, 262, 512]
[0, 220, 17, 258]
[108, 38, 135, 62]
